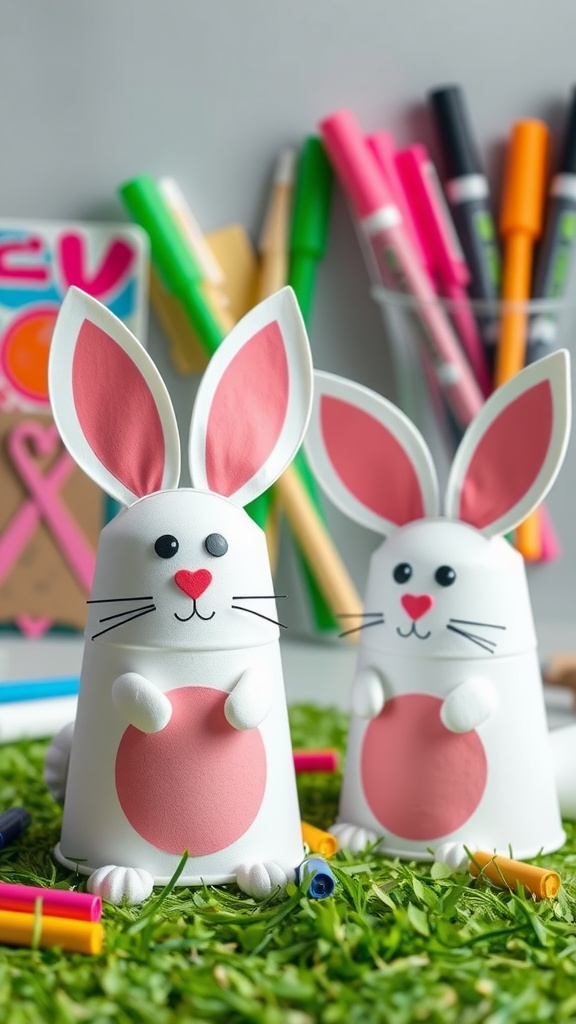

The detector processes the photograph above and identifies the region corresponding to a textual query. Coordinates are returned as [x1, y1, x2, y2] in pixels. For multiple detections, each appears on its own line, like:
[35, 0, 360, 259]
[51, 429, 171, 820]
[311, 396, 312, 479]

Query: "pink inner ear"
[72, 319, 165, 498]
[205, 321, 288, 496]
[459, 380, 552, 528]
[321, 396, 425, 524]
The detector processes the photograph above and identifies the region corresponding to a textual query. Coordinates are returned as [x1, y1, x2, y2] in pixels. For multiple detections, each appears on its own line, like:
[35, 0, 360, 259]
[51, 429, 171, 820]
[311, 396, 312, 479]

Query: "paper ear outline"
[188, 286, 313, 505]
[445, 350, 571, 536]
[48, 286, 181, 506]
[304, 370, 440, 535]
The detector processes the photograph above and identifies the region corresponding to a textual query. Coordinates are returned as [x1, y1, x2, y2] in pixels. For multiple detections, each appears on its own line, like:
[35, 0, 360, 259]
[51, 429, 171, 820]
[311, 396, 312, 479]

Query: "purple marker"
[0, 807, 31, 849]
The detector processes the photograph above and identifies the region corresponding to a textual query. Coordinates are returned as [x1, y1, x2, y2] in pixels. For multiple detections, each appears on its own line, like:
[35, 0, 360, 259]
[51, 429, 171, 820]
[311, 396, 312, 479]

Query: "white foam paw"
[330, 822, 378, 853]
[43, 721, 75, 804]
[87, 865, 154, 905]
[236, 860, 296, 900]
[434, 842, 472, 873]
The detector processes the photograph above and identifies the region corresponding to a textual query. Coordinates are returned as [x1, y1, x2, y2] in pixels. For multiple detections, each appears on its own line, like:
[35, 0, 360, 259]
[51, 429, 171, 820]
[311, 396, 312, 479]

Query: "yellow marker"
[0, 907, 104, 954]
[275, 466, 363, 640]
[255, 149, 298, 566]
[470, 850, 560, 900]
[256, 149, 297, 303]
[301, 821, 338, 858]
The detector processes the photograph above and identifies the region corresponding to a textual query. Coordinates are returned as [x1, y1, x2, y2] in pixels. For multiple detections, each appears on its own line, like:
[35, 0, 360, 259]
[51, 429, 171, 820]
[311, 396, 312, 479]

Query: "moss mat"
[0, 704, 575, 1024]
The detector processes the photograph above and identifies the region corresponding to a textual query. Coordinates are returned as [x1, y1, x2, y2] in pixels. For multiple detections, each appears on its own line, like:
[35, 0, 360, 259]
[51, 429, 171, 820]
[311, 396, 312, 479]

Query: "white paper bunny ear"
[189, 286, 313, 505]
[49, 286, 181, 506]
[445, 350, 571, 536]
[305, 371, 440, 535]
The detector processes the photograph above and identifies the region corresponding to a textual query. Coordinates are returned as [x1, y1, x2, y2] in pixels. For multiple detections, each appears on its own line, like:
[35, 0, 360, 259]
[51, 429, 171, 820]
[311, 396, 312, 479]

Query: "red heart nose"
[401, 594, 434, 621]
[174, 569, 212, 599]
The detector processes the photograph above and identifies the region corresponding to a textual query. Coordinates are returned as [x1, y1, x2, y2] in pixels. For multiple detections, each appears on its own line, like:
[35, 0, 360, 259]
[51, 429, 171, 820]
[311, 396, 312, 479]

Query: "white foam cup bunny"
[44, 285, 313, 904]
[305, 351, 574, 864]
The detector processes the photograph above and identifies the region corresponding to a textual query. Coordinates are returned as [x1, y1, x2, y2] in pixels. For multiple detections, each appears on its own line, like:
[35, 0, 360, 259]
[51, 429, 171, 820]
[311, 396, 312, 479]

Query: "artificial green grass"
[1, 704, 576, 1023]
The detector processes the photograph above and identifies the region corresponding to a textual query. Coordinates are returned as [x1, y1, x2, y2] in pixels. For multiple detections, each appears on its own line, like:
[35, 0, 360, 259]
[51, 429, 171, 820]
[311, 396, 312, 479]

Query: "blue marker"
[297, 856, 336, 899]
[0, 807, 31, 849]
[0, 677, 79, 704]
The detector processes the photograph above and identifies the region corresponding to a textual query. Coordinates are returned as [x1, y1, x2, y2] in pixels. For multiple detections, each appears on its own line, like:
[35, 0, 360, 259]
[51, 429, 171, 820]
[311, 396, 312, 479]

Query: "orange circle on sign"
[1, 304, 59, 402]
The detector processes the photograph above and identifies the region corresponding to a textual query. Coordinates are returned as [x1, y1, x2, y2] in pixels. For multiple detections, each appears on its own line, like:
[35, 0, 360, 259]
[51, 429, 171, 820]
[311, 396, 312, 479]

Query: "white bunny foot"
[330, 822, 379, 854]
[236, 861, 296, 900]
[87, 865, 154, 905]
[44, 721, 75, 804]
[434, 842, 475, 873]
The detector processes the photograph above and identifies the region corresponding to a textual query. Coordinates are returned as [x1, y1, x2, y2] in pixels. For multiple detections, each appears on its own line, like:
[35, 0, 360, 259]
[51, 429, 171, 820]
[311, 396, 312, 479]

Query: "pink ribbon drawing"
[0, 421, 96, 635]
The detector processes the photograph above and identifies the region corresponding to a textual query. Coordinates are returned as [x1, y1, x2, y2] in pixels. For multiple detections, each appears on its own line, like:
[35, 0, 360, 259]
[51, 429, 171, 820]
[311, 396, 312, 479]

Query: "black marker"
[527, 86, 576, 363]
[428, 84, 501, 361]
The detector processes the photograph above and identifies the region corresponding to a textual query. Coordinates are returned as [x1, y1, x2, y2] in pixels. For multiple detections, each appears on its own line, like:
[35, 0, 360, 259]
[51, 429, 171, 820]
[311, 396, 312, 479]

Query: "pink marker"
[293, 749, 339, 773]
[395, 144, 492, 397]
[367, 132, 433, 280]
[0, 882, 102, 922]
[319, 109, 484, 429]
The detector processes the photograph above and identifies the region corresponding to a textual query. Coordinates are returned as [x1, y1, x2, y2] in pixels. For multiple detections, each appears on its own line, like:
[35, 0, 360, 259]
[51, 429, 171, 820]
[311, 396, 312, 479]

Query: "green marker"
[289, 138, 339, 632]
[119, 174, 270, 530]
[289, 137, 334, 321]
[119, 175, 223, 357]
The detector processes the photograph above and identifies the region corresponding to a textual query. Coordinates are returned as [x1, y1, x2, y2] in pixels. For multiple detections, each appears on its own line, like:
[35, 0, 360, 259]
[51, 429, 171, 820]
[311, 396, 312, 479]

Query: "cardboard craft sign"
[0, 411, 103, 634]
[0, 220, 148, 635]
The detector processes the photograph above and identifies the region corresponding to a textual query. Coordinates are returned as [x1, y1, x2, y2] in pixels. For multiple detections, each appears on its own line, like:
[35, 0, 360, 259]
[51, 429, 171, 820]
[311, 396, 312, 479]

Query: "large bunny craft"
[43, 285, 313, 905]
[305, 350, 575, 864]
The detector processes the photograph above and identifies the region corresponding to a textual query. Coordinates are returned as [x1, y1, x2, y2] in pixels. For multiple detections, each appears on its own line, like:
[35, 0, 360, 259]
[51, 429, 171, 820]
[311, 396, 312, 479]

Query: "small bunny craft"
[44, 285, 313, 905]
[305, 350, 574, 864]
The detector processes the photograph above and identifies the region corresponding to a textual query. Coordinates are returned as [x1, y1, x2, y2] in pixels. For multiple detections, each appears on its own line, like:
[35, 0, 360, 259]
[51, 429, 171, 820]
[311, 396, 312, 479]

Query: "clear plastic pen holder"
[371, 285, 576, 477]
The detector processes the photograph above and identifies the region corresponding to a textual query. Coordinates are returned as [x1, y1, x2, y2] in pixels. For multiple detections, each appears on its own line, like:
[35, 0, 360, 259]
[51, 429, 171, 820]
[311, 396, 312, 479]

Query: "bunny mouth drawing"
[396, 593, 433, 640]
[173, 569, 216, 623]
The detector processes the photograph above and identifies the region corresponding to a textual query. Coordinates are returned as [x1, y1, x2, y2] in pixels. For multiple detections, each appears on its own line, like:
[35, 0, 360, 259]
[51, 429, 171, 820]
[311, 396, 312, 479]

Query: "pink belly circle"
[361, 693, 487, 840]
[115, 686, 267, 855]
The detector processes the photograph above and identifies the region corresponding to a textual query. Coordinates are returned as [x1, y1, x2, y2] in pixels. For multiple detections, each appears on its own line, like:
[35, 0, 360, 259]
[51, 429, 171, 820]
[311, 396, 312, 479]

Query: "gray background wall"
[2, 0, 576, 644]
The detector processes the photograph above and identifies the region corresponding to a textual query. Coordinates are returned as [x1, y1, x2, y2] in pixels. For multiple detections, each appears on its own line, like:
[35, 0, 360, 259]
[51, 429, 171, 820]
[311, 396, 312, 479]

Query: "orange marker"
[301, 821, 338, 858]
[0, 906, 104, 954]
[469, 850, 560, 899]
[494, 120, 549, 387]
[495, 120, 549, 560]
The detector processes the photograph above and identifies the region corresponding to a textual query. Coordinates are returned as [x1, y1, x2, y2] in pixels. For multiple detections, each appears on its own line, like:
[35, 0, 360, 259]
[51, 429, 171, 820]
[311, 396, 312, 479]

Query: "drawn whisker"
[446, 623, 497, 654]
[339, 617, 385, 638]
[231, 595, 287, 600]
[337, 612, 384, 618]
[87, 595, 153, 604]
[98, 604, 156, 624]
[449, 618, 506, 631]
[91, 605, 156, 641]
[231, 605, 287, 629]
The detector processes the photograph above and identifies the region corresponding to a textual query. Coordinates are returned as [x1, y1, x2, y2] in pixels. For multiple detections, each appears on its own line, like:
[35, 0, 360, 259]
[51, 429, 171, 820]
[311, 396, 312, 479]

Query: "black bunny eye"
[435, 565, 457, 587]
[393, 562, 412, 584]
[205, 533, 228, 557]
[154, 534, 179, 558]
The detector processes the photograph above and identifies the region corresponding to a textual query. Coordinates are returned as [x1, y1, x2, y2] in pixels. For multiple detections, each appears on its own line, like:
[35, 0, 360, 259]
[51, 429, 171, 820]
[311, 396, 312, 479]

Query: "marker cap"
[558, 86, 576, 176]
[297, 856, 336, 899]
[319, 110, 391, 218]
[500, 120, 549, 238]
[120, 174, 202, 295]
[428, 85, 484, 179]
